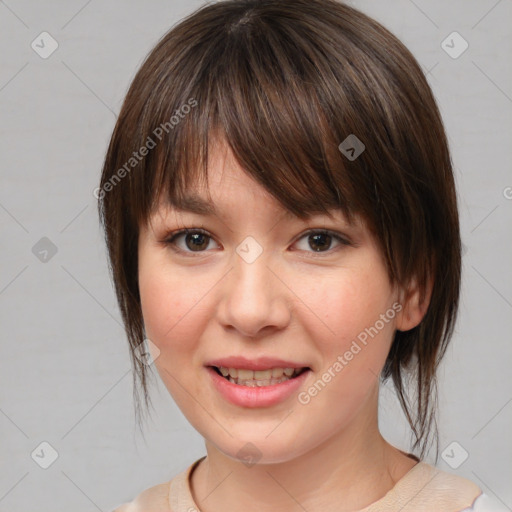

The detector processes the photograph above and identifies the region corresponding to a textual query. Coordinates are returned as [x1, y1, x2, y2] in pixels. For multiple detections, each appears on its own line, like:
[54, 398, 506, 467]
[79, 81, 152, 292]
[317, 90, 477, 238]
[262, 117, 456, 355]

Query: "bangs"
[128, 5, 375, 229]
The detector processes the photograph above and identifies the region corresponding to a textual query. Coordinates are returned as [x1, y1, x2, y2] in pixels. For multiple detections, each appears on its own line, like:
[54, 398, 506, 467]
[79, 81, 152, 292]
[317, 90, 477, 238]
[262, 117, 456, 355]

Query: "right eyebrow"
[164, 193, 217, 216]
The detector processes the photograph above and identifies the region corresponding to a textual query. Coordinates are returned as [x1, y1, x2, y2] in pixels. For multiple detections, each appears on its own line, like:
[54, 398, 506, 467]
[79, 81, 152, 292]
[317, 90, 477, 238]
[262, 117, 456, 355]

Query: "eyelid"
[161, 227, 353, 257]
[162, 228, 219, 256]
[290, 229, 353, 258]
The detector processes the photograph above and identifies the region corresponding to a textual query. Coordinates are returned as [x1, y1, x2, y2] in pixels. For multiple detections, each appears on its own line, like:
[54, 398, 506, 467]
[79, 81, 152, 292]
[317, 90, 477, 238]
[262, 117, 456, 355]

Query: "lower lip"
[206, 367, 311, 408]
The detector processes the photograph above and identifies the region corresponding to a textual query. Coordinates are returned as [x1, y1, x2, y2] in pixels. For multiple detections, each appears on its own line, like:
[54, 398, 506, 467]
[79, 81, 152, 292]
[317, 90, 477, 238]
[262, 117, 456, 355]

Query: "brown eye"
[163, 227, 350, 258]
[308, 232, 332, 252]
[164, 228, 219, 256]
[293, 229, 351, 256]
[184, 232, 210, 251]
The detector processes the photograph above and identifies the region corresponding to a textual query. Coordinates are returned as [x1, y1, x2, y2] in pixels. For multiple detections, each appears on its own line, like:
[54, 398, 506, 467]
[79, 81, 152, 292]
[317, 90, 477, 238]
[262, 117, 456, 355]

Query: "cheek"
[138, 259, 211, 354]
[138, 261, 215, 412]
[294, 265, 395, 374]
[291, 269, 397, 431]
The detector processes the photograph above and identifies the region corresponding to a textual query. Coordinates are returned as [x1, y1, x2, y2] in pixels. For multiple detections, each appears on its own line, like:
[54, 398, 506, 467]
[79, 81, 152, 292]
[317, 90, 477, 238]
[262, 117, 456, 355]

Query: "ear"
[395, 276, 433, 332]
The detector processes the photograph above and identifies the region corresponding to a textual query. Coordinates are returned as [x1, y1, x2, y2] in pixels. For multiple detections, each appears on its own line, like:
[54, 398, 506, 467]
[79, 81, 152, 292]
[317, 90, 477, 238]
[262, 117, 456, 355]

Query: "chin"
[208, 428, 314, 466]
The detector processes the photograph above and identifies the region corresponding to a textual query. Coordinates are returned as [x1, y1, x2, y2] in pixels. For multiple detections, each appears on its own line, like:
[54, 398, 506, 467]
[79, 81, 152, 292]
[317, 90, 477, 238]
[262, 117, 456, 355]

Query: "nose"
[216, 248, 291, 338]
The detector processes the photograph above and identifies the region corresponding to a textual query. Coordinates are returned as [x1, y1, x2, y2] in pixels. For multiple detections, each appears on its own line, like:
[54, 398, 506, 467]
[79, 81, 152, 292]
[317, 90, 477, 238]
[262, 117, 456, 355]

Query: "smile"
[213, 366, 308, 387]
[207, 365, 311, 408]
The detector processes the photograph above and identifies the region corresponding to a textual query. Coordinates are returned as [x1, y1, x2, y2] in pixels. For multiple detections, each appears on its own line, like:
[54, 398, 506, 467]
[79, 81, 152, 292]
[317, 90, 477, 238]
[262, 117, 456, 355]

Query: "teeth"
[272, 368, 284, 378]
[218, 366, 305, 387]
[238, 369, 254, 380]
[254, 370, 271, 379]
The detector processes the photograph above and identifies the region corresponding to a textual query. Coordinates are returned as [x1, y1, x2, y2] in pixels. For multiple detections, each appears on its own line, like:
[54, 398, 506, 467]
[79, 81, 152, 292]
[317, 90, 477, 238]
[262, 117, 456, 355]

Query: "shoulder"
[425, 463, 481, 495]
[111, 481, 171, 512]
[403, 462, 483, 511]
[112, 456, 206, 512]
[361, 461, 484, 512]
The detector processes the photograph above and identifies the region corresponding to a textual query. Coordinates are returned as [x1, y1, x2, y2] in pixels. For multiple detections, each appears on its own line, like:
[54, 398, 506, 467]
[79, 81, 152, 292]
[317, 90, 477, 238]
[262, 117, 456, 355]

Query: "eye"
[161, 228, 351, 257]
[292, 229, 351, 255]
[163, 228, 219, 255]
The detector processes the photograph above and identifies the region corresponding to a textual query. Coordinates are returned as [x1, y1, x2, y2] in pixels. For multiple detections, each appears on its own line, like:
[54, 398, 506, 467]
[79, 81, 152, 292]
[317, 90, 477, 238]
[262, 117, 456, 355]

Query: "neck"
[190, 390, 417, 512]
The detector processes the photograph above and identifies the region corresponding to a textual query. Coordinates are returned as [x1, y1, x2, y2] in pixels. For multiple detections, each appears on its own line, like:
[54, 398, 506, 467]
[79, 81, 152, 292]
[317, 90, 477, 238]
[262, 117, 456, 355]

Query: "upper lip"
[205, 356, 310, 371]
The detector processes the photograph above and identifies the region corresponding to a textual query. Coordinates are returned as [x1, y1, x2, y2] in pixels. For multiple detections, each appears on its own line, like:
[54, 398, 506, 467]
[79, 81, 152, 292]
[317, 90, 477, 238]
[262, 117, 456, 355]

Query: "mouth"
[209, 366, 310, 387]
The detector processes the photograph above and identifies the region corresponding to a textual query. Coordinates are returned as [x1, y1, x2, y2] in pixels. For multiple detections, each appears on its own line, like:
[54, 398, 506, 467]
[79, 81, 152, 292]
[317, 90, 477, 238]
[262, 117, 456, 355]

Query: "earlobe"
[395, 277, 433, 332]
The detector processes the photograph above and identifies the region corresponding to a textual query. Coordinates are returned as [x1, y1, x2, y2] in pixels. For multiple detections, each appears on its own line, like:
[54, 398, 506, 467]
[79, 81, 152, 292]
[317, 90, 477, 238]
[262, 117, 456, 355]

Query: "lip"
[205, 356, 310, 371]
[206, 366, 311, 408]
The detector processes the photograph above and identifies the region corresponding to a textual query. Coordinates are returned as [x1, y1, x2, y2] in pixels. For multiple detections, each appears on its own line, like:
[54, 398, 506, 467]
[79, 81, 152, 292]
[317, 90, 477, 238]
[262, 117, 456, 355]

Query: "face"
[138, 139, 406, 464]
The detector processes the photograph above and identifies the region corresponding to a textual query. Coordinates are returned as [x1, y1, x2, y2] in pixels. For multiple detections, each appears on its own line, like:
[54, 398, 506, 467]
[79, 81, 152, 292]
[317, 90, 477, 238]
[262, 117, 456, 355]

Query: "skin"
[137, 137, 430, 512]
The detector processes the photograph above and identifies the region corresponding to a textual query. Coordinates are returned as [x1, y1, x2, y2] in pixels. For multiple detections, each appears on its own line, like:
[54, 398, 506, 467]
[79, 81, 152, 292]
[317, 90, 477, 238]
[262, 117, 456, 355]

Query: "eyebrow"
[164, 193, 350, 224]
[166, 193, 217, 215]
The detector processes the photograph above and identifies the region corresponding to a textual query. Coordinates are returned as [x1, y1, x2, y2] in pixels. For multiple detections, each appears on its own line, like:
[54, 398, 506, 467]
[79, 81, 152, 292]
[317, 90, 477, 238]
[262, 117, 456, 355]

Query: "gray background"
[1, 1, 511, 511]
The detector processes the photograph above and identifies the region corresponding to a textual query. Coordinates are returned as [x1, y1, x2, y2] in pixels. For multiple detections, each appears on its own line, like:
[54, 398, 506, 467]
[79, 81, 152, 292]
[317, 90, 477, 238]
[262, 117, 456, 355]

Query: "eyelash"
[161, 228, 352, 258]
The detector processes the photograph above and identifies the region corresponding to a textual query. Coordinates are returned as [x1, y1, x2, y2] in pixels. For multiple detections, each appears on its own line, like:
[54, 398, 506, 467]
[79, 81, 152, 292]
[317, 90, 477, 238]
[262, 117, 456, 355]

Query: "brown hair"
[98, 0, 461, 461]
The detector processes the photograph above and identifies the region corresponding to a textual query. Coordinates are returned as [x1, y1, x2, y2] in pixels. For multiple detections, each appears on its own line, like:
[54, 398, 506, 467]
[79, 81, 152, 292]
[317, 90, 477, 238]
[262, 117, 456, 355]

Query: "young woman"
[98, 1, 504, 510]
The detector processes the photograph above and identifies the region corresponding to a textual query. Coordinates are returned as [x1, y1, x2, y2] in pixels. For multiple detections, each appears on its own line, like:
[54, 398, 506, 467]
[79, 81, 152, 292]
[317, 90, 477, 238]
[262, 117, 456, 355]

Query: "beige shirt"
[113, 456, 488, 512]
